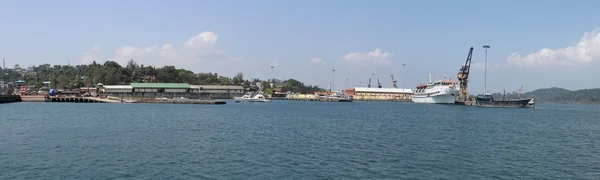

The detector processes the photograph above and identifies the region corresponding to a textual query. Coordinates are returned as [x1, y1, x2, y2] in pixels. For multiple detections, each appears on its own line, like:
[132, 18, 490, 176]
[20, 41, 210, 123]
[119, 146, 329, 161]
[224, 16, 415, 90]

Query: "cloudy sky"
[1, 0, 599, 92]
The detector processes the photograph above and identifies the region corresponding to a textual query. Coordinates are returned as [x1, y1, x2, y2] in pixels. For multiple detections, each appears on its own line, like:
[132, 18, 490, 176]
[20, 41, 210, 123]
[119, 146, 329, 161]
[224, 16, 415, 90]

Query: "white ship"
[411, 75, 459, 104]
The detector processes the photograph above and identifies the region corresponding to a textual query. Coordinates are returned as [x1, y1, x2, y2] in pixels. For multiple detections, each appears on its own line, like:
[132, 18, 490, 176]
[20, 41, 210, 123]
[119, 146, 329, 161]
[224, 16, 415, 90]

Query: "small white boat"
[123, 99, 137, 103]
[234, 82, 270, 102]
[234, 92, 270, 102]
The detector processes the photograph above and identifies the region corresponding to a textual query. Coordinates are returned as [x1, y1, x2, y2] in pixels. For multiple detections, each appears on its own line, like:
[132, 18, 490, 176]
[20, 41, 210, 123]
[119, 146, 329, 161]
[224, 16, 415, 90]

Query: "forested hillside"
[0, 60, 324, 94]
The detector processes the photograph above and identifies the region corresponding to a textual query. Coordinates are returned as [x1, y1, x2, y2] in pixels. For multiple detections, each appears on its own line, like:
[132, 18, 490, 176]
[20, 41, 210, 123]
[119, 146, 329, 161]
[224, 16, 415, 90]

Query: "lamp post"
[483, 45, 490, 93]
[345, 78, 348, 89]
[331, 69, 335, 93]
[402, 63, 406, 93]
[270, 66, 274, 89]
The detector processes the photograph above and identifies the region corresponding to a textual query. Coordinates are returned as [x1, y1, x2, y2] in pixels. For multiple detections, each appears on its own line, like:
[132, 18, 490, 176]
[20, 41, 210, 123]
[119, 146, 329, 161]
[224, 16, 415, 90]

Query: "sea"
[1, 101, 599, 179]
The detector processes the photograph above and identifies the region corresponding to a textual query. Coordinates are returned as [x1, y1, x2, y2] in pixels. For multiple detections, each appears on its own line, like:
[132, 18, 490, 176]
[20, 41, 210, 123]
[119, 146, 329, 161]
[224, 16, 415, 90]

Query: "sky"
[1, 0, 600, 93]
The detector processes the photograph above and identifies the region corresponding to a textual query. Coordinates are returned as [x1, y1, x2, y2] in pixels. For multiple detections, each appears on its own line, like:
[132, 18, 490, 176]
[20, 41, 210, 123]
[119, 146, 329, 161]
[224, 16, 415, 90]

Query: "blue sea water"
[1, 101, 600, 179]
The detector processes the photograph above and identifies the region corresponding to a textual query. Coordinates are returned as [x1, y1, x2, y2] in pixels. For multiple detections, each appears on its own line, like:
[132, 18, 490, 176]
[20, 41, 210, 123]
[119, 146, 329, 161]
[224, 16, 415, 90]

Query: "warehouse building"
[100, 85, 132, 96]
[346, 87, 413, 101]
[190, 85, 245, 98]
[101, 83, 244, 99]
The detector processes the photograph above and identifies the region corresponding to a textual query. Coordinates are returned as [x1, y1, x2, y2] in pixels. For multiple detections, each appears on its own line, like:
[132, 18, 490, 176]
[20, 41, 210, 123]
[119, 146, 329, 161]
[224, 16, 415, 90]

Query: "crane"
[391, 75, 398, 88]
[377, 78, 382, 88]
[368, 78, 372, 88]
[457, 47, 474, 101]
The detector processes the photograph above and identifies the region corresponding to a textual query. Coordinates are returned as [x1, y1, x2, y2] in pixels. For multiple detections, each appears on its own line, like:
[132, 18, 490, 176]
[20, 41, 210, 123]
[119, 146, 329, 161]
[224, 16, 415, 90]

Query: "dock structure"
[267, 92, 412, 102]
[138, 99, 226, 104]
[48, 97, 121, 103]
[455, 101, 476, 106]
[0, 95, 22, 104]
[267, 97, 351, 102]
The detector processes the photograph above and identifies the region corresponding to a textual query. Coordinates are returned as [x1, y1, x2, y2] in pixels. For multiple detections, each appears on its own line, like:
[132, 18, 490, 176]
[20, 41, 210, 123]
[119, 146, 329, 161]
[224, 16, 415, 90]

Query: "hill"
[0, 60, 324, 94]
[491, 87, 600, 104]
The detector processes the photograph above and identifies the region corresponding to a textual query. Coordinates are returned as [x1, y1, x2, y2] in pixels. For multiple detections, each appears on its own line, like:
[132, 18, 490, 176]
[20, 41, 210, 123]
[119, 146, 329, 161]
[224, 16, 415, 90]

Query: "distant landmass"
[490, 87, 600, 105]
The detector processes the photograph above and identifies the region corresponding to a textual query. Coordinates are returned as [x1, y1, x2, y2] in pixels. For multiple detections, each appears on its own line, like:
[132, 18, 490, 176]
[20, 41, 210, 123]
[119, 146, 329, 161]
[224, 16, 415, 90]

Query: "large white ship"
[411, 75, 459, 104]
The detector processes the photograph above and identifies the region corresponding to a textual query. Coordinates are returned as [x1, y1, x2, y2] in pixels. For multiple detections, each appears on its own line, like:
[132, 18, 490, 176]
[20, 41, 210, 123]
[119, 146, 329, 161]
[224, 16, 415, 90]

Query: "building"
[190, 85, 244, 98]
[346, 87, 413, 101]
[80, 87, 100, 96]
[101, 83, 244, 99]
[102, 85, 132, 96]
[130, 83, 190, 93]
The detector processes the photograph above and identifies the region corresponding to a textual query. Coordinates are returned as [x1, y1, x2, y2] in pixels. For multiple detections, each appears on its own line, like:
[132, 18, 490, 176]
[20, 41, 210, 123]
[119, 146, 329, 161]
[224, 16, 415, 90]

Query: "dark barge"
[475, 93, 532, 108]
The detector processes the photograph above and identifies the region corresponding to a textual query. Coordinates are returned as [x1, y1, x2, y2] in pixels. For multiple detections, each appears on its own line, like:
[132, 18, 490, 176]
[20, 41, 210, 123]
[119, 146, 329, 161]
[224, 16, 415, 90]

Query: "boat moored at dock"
[475, 93, 532, 108]
[233, 82, 270, 103]
[412, 75, 459, 104]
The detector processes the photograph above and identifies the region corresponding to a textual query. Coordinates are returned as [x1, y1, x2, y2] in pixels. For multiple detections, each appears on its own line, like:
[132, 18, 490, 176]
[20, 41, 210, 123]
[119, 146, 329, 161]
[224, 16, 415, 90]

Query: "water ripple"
[1, 102, 600, 179]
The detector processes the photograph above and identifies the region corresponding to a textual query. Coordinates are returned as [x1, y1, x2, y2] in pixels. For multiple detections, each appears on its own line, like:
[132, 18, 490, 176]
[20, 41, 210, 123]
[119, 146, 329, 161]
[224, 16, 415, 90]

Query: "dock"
[48, 96, 121, 103]
[0, 95, 22, 104]
[137, 99, 226, 104]
[455, 101, 476, 106]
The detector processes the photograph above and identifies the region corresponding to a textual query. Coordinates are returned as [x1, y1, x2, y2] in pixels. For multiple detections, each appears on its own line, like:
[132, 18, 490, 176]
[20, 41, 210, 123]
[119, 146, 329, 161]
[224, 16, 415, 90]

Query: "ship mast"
[428, 73, 432, 83]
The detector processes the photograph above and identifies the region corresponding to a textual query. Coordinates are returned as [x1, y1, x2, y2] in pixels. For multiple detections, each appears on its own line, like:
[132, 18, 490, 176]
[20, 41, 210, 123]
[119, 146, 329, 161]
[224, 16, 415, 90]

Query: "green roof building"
[130, 83, 191, 93]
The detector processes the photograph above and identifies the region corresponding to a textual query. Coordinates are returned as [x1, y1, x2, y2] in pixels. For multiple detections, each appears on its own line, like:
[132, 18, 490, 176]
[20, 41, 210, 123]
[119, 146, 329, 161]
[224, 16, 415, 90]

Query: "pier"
[455, 101, 476, 106]
[48, 97, 121, 103]
[139, 99, 226, 104]
[0, 95, 22, 104]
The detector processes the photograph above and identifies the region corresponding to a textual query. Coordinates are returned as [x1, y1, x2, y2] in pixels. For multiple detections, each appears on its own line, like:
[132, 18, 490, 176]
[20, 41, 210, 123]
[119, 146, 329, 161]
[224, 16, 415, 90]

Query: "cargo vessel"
[475, 93, 532, 108]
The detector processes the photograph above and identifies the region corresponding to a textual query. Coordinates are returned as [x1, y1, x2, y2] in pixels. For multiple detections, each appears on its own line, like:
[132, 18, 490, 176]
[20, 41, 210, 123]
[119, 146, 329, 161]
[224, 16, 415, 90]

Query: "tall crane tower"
[377, 78, 382, 88]
[391, 75, 398, 88]
[457, 47, 474, 101]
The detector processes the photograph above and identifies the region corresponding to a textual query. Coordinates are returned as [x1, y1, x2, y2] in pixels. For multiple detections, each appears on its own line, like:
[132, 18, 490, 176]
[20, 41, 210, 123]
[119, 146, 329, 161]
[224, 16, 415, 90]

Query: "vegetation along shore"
[1, 60, 325, 94]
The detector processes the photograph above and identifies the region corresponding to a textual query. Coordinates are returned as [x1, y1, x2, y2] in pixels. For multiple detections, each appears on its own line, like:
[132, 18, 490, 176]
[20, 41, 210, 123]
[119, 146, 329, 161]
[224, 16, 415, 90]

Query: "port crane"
[457, 47, 474, 102]
[391, 75, 398, 88]
[368, 78, 372, 88]
[377, 78, 382, 88]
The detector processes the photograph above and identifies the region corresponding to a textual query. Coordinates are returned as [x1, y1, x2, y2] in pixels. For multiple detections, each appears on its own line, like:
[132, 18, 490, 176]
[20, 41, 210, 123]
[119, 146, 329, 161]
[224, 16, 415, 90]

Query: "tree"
[1, 61, 324, 93]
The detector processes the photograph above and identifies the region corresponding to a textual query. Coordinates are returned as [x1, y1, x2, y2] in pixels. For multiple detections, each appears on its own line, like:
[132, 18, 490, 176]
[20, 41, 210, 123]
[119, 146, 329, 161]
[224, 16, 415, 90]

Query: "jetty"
[267, 97, 352, 102]
[48, 96, 121, 103]
[136, 98, 226, 105]
[0, 95, 22, 104]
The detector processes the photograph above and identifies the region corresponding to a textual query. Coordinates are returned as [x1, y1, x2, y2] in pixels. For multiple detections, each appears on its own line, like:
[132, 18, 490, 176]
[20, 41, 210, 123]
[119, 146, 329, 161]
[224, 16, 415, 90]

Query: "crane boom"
[368, 78, 372, 88]
[457, 47, 474, 101]
[391, 75, 398, 88]
[377, 78, 382, 88]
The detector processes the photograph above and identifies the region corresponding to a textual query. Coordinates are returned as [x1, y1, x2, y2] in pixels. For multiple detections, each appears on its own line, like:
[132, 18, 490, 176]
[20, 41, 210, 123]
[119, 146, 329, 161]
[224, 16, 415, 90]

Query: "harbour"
[0, 46, 536, 107]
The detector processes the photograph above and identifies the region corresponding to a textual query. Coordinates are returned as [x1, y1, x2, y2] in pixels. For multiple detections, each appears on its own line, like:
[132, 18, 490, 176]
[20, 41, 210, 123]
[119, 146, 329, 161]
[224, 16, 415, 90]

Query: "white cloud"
[82, 44, 102, 64]
[310, 58, 326, 65]
[82, 31, 242, 68]
[340, 48, 392, 65]
[507, 28, 600, 67]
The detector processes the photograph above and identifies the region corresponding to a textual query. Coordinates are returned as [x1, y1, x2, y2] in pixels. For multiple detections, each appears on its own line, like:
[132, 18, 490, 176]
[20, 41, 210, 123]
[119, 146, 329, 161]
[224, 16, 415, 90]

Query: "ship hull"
[412, 94, 457, 104]
[476, 98, 532, 108]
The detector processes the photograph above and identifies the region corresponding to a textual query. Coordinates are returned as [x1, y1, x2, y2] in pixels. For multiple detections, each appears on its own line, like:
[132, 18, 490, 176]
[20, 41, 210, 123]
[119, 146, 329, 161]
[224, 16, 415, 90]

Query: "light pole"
[345, 78, 348, 89]
[402, 63, 406, 93]
[270, 66, 274, 89]
[331, 69, 335, 93]
[483, 45, 490, 93]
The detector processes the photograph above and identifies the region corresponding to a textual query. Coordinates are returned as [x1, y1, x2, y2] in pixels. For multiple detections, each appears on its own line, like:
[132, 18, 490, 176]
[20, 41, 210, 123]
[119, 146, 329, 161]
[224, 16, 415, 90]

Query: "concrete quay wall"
[0, 95, 22, 104]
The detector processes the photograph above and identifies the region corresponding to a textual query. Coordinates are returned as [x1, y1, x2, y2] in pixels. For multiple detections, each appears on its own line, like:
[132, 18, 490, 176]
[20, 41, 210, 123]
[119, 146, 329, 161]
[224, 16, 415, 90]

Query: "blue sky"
[1, 0, 599, 92]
